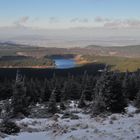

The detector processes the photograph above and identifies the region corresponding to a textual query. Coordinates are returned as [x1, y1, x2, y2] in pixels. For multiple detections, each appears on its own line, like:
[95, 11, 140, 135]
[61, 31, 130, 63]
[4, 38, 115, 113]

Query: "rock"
[94, 128, 99, 133]
[15, 112, 25, 119]
[0, 132, 7, 138]
[20, 122, 28, 128]
[71, 110, 80, 114]
[61, 112, 79, 120]
[110, 115, 118, 121]
[95, 116, 101, 122]
[109, 120, 114, 124]
[70, 114, 79, 120]
[128, 113, 134, 117]
[71, 127, 77, 131]
[23, 127, 39, 133]
[52, 114, 60, 121]
[136, 136, 140, 139]
[61, 112, 71, 119]
[68, 135, 78, 140]
[62, 129, 67, 134]
[81, 124, 88, 129]
[76, 123, 81, 127]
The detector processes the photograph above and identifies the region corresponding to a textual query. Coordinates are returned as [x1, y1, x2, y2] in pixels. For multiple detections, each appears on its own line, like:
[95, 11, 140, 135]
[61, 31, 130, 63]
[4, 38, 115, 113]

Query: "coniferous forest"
[0, 65, 140, 117]
[1, 64, 140, 138]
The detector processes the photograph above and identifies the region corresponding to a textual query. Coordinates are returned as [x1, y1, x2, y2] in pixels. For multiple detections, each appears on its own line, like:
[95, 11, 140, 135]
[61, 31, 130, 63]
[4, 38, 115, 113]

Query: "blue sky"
[0, 0, 140, 28]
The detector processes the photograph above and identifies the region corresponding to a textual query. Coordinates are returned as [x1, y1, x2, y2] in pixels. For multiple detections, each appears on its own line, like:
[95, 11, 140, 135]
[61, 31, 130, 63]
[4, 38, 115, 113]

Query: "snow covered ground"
[2, 104, 140, 140]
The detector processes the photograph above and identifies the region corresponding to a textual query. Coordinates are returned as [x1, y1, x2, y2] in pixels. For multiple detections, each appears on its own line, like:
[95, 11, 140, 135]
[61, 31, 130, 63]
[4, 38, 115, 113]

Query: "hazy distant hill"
[86, 45, 140, 57]
[0, 42, 140, 58]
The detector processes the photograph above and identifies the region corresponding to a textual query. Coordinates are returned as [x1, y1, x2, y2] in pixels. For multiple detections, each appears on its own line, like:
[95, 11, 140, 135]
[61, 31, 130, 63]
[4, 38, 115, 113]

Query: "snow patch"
[125, 104, 137, 114]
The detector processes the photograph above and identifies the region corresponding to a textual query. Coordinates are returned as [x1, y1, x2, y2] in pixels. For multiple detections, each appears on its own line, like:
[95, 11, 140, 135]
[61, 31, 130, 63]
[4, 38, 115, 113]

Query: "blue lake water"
[53, 59, 76, 69]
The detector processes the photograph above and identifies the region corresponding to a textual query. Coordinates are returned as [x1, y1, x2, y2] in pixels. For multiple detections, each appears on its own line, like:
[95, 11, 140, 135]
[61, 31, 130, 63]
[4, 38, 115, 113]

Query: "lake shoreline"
[0, 55, 91, 69]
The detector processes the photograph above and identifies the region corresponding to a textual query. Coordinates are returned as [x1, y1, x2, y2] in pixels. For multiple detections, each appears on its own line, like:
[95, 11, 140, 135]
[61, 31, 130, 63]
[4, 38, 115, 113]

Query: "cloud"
[94, 16, 111, 22]
[70, 18, 88, 23]
[70, 18, 79, 22]
[94, 16, 140, 28]
[124, 19, 140, 27]
[80, 18, 88, 23]
[49, 17, 59, 23]
[32, 17, 39, 22]
[14, 16, 29, 27]
[104, 19, 140, 28]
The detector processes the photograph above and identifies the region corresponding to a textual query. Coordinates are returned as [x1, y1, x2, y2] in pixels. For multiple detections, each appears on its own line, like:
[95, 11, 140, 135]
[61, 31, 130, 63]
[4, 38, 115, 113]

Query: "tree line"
[1, 68, 140, 118]
[0, 56, 54, 67]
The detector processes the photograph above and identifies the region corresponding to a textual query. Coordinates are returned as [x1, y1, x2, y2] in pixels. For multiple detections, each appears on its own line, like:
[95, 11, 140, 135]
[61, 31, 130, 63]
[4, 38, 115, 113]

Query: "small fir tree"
[47, 88, 58, 114]
[78, 90, 86, 108]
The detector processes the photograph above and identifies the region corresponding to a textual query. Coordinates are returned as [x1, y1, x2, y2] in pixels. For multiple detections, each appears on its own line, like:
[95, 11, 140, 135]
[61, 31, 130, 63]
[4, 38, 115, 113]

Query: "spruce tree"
[11, 70, 29, 117]
[26, 78, 36, 103]
[134, 90, 140, 108]
[43, 79, 51, 101]
[78, 90, 86, 108]
[83, 75, 93, 101]
[68, 80, 81, 100]
[92, 70, 126, 115]
[128, 74, 138, 100]
[122, 71, 132, 101]
[60, 82, 67, 110]
[109, 73, 127, 112]
[61, 81, 68, 101]
[47, 88, 58, 114]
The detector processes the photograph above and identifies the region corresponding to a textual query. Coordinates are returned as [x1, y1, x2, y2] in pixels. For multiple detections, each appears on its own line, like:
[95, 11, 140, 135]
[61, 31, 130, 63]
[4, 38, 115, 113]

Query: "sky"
[1, 0, 140, 47]
[0, 0, 140, 29]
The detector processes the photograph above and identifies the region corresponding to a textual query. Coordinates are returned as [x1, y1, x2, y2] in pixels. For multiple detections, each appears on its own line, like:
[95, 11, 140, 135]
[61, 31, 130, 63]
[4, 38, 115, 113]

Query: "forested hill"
[1, 42, 140, 58]
[86, 45, 140, 57]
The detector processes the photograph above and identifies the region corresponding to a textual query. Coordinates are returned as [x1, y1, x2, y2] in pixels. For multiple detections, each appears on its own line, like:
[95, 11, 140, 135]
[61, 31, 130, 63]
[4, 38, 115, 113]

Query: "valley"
[0, 42, 140, 71]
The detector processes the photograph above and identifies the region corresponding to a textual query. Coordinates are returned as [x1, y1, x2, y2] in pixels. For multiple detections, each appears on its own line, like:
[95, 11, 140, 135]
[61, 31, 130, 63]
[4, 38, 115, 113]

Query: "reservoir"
[53, 58, 76, 69]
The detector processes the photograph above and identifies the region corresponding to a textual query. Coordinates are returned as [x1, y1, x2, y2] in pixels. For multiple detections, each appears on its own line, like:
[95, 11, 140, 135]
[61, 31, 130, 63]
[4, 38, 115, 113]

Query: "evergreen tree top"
[15, 69, 24, 85]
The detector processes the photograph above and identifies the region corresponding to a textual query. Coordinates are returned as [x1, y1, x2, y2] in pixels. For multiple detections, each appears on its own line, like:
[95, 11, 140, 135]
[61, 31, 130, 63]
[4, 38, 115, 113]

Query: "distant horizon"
[1, 0, 140, 47]
[1, 26, 140, 47]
